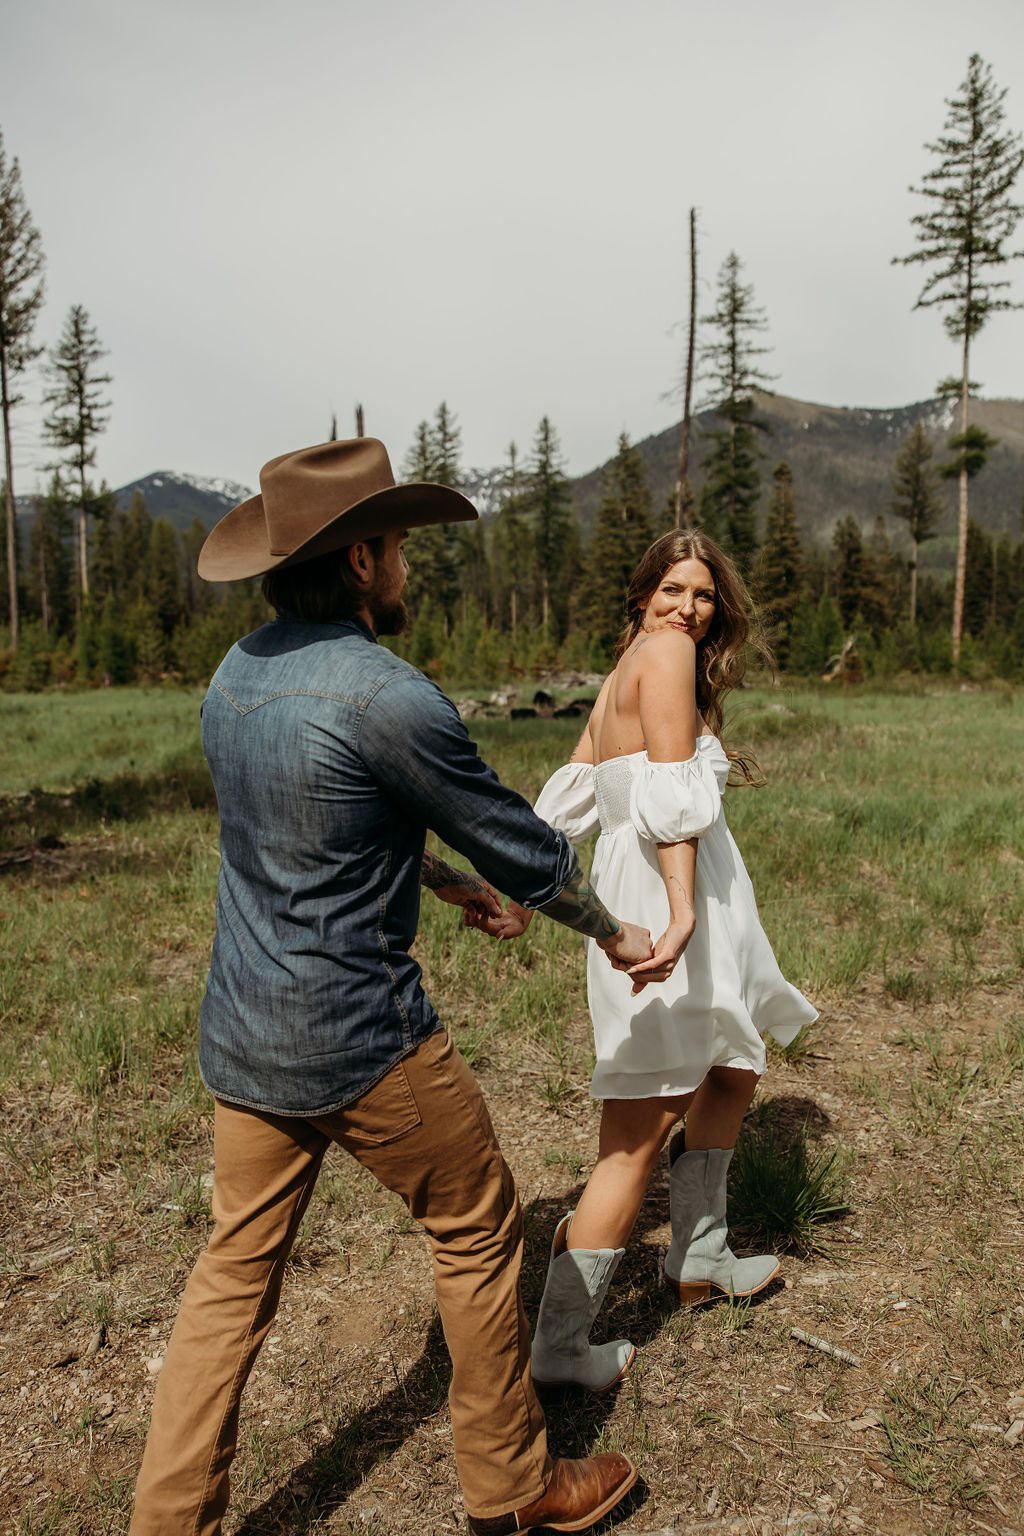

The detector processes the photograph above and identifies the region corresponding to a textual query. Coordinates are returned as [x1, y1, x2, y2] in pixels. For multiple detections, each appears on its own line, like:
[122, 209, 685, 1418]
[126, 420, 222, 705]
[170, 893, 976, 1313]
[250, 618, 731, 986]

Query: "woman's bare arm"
[628, 632, 700, 980]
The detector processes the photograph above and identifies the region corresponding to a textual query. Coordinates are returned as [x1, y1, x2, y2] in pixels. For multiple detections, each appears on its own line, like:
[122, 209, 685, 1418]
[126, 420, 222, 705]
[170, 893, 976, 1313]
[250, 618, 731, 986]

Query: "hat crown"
[261, 438, 397, 556]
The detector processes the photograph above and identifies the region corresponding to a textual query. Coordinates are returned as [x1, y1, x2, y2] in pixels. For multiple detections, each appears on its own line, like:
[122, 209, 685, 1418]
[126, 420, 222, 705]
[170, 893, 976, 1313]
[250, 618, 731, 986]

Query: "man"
[130, 438, 654, 1536]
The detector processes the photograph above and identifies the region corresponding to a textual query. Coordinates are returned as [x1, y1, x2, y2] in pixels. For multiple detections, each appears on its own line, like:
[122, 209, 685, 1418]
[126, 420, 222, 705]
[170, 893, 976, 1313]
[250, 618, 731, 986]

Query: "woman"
[517, 531, 818, 1392]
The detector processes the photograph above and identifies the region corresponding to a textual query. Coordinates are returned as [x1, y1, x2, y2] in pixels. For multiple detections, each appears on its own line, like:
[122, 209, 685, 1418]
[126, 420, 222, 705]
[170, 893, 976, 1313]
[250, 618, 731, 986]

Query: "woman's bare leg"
[566, 1093, 692, 1252]
[678, 1066, 759, 1152]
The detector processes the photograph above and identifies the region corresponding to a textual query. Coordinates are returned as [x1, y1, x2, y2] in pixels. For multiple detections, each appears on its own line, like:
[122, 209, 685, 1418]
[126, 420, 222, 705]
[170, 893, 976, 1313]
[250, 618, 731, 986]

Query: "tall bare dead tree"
[0, 129, 45, 652]
[675, 207, 698, 528]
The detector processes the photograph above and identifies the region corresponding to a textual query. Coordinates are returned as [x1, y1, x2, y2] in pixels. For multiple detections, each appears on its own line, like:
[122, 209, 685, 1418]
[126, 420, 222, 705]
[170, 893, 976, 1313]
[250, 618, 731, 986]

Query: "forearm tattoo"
[420, 850, 482, 894]
[539, 865, 620, 940]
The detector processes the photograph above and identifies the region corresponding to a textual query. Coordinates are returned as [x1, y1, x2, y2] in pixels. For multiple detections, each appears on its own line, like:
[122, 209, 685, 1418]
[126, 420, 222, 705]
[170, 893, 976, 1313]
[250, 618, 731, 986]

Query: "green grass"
[1, 679, 1023, 1535]
[728, 1110, 850, 1255]
[2, 681, 1021, 1167]
[0, 688, 206, 794]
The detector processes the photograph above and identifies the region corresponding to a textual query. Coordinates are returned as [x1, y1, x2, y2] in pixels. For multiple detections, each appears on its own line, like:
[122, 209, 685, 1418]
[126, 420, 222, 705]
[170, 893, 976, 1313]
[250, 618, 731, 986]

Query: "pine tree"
[889, 421, 945, 622]
[402, 403, 464, 630]
[754, 461, 804, 667]
[525, 416, 576, 638]
[25, 475, 73, 637]
[579, 433, 653, 655]
[961, 518, 994, 638]
[867, 514, 902, 627]
[147, 518, 185, 637]
[0, 129, 46, 651]
[489, 441, 533, 636]
[832, 515, 867, 627]
[114, 490, 152, 601]
[42, 304, 112, 607]
[697, 251, 774, 573]
[894, 53, 1024, 659]
[88, 484, 119, 603]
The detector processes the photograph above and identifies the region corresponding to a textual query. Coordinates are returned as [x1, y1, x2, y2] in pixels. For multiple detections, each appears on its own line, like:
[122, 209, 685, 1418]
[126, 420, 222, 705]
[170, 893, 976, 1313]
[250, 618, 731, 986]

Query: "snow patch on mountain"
[459, 466, 509, 517]
[148, 471, 254, 505]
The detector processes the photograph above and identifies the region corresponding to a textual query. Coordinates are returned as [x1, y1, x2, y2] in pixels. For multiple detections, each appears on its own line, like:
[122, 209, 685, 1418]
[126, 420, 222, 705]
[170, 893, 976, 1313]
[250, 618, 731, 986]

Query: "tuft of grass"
[729, 1117, 849, 1255]
[766, 1018, 822, 1065]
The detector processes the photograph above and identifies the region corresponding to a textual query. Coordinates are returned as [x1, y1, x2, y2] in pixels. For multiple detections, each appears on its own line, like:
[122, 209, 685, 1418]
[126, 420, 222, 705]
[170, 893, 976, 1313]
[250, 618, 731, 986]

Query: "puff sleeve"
[628, 751, 724, 843]
[534, 763, 600, 843]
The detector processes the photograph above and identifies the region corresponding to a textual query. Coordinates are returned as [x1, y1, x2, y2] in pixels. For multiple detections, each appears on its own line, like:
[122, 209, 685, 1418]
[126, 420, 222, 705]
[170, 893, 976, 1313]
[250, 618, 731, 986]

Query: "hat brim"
[198, 481, 478, 583]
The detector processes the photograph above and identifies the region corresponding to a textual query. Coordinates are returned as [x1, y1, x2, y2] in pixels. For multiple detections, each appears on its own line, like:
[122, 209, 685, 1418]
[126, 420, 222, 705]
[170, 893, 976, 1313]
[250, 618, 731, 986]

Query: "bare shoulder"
[631, 627, 696, 678]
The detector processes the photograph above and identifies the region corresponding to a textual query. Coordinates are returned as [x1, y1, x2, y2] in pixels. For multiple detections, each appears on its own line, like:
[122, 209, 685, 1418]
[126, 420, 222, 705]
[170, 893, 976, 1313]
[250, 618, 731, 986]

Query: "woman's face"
[640, 557, 716, 645]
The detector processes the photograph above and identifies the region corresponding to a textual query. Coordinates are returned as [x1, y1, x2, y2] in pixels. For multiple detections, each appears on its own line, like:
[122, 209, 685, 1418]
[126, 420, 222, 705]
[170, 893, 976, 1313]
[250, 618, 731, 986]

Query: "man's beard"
[367, 591, 409, 636]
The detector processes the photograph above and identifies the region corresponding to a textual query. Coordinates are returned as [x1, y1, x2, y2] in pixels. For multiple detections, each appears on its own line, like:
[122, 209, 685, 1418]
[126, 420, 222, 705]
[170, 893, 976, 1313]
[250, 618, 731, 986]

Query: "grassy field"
[1, 682, 1022, 1536]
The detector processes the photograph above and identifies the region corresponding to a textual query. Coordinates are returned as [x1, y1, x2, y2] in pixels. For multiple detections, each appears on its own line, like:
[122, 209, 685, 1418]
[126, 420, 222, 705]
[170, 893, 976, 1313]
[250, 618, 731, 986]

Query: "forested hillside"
[3, 397, 1022, 695]
[572, 393, 1024, 570]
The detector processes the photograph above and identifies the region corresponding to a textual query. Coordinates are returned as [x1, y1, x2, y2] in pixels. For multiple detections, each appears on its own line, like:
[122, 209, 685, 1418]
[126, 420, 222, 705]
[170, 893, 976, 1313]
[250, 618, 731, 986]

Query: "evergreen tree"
[889, 421, 945, 622]
[431, 401, 462, 488]
[402, 420, 434, 480]
[832, 515, 868, 627]
[894, 53, 1024, 659]
[25, 474, 73, 637]
[753, 461, 804, 667]
[489, 441, 534, 636]
[867, 514, 902, 628]
[991, 532, 1018, 631]
[0, 128, 46, 650]
[579, 433, 653, 655]
[88, 484, 119, 603]
[455, 520, 491, 622]
[147, 518, 185, 637]
[402, 403, 464, 630]
[114, 490, 152, 600]
[961, 518, 994, 638]
[696, 251, 774, 572]
[42, 304, 112, 606]
[180, 517, 212, 618]
[525, 415, 576, 639]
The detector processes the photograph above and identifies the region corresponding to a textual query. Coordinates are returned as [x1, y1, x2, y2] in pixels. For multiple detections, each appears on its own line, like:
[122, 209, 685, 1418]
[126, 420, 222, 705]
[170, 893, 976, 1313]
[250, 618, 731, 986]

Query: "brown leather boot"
[466, 1452, 638, 1534]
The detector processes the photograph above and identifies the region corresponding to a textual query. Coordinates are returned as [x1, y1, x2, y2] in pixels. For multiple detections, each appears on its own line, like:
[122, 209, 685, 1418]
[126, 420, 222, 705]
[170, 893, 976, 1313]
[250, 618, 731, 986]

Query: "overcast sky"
[3, 0, 1024, 500]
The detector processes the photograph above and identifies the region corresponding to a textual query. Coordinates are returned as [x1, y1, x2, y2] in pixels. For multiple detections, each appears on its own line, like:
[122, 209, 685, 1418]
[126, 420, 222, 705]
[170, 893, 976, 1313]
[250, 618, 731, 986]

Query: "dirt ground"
[2, 974, 1022, 1536]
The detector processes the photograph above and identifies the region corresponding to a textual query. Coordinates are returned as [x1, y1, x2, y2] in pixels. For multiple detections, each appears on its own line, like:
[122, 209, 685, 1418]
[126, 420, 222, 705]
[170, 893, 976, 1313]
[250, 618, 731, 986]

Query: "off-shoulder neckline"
[592, 736, 720, 770]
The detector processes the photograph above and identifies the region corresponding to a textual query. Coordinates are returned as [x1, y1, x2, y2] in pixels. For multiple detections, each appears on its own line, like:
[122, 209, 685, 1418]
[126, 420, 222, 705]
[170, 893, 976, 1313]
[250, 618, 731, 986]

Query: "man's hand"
[596, 920, 655, 993]
[421, 852, 502, 927]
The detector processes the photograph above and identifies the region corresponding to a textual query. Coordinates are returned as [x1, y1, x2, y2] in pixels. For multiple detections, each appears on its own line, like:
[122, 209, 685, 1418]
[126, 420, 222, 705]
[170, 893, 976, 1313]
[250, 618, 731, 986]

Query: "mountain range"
[571, 393, 1024, 573]
[17, 394, 1024, 574]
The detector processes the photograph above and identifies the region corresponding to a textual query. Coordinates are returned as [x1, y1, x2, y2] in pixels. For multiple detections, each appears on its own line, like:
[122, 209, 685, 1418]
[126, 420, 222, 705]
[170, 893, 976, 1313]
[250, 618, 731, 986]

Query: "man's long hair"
[262, 538, 385, 623]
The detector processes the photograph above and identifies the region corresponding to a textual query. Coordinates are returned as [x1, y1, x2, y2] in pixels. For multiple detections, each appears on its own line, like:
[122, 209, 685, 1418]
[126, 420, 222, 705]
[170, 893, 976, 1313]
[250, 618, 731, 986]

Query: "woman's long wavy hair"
[615, 530, 774, 783]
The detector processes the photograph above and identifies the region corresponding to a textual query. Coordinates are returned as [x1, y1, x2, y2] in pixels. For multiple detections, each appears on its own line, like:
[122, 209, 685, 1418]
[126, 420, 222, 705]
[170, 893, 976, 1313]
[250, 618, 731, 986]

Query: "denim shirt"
[198, 616, 578, 1115]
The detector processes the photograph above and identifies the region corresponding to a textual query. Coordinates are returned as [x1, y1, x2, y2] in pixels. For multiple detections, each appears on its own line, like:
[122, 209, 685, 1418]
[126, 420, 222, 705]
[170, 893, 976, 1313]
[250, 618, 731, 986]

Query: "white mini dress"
[535, 737, 818, 1100]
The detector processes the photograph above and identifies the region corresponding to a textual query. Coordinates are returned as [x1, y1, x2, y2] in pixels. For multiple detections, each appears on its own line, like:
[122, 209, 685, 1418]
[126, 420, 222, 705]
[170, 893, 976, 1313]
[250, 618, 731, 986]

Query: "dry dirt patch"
[2, 983, 1022, 1536]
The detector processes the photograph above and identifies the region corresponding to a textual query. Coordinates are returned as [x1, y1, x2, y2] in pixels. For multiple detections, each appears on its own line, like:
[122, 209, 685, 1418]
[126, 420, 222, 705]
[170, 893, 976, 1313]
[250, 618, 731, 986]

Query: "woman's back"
[588, 628, 699, 767]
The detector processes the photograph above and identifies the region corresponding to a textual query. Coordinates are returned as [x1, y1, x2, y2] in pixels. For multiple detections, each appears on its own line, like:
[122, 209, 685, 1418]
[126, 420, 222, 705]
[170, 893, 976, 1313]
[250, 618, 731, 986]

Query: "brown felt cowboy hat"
[197, 437, 477, 582]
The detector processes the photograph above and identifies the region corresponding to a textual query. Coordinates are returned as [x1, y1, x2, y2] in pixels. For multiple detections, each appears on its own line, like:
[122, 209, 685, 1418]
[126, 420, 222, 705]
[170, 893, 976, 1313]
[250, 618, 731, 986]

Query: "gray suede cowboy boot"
[664, 1135, 780, 1305]
[531, 1212, 635, 1392]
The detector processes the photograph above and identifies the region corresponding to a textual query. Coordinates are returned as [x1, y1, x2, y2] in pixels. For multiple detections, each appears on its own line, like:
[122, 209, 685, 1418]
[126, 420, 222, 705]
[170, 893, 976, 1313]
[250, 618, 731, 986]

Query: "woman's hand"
[627, 910, 695, 987]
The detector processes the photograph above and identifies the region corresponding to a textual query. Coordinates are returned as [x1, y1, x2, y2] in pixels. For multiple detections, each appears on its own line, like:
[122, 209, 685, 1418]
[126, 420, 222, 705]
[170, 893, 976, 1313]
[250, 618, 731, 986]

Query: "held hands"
[464, 898, 534, 941]
[431, 874, 503, 930]
[596, 920, 656, 994]
[626, 911, 696, 987]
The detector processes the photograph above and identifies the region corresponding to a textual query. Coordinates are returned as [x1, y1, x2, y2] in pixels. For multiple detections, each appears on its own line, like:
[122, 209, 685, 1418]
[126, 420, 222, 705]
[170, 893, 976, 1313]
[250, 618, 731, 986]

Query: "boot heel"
[674, 1279, 713, 1306]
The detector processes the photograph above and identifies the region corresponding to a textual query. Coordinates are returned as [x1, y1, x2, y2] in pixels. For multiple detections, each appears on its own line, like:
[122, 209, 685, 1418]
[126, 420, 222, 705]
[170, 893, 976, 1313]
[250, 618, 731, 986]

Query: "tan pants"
[130, 1030, 549, 1532]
